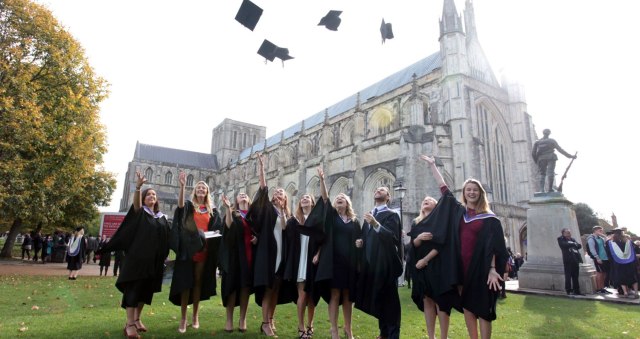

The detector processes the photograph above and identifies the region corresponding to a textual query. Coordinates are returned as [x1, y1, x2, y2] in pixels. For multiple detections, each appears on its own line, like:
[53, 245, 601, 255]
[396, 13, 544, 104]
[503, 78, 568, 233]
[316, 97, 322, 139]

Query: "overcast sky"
[34, 0, 640, 233]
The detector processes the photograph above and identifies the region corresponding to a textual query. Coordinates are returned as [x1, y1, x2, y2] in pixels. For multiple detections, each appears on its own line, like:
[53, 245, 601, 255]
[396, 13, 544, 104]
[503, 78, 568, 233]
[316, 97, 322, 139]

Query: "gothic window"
[340, 121, 355, 147]
[206, 176, 214, 188]
[476, 103, 510, 203]
[145, 167, 153, 182]
[233, 131, 238, 148]
[243, 133, 247, 148]
[370, 107, 395, 137]
[253, 134, 257, 145]
[165, 171, 173, 185]
[186, 174, 194, 188]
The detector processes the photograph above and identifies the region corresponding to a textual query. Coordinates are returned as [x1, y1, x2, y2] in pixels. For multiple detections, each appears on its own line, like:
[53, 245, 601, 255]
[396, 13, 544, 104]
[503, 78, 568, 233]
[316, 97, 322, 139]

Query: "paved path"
[505, 279, 639, 305]
[0, 257, 106, 277]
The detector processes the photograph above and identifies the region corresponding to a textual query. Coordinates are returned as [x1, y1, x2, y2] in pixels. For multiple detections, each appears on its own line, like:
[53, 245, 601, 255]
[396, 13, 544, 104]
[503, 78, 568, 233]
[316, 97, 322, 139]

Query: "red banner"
[100, 213, 126, 238]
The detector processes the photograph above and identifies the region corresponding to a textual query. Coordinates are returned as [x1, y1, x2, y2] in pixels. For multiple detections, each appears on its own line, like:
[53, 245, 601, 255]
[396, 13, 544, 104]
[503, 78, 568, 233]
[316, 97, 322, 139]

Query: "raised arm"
[221, 195, 233, 228]
[257, 153, 266, 189]
[318, 167, 328, 202]
[178, 171, 186, 208]
[133, 171, 146, 212]
[420, 155, 446, 187]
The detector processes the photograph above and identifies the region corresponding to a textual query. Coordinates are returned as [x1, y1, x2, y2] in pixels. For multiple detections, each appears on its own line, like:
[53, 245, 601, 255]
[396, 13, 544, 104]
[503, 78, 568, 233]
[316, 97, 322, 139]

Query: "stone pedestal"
[518, 192, 597, 293]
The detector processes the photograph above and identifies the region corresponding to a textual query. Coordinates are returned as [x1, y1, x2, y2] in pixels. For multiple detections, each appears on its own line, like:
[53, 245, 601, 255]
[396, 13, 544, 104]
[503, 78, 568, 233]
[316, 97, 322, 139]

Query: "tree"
[0, 0, 115, 257]
[573, 202, 599, 236]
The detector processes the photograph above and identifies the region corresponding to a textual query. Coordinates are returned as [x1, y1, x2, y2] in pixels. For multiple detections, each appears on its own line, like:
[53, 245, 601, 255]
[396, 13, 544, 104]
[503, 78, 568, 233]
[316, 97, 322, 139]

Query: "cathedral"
[119, 0, 537, 255]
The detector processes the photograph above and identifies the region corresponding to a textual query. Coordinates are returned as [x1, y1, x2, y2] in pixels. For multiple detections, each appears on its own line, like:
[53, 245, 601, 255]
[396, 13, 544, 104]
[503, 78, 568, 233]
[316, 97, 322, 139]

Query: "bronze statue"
[531, 129, 577, 193]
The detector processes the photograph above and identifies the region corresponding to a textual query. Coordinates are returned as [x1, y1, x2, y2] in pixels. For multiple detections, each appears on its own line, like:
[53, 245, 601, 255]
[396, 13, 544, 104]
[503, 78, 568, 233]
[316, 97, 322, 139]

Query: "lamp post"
[394, 182, 407, 285]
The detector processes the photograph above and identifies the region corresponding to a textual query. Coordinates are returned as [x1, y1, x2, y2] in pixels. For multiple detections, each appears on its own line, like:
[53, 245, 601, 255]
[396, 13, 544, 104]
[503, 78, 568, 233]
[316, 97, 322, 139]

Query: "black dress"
[98, 240, 111, 267]
[99, 205, 171, 308]
[168, 201, 222, 306]
[220, 210, 255, 307]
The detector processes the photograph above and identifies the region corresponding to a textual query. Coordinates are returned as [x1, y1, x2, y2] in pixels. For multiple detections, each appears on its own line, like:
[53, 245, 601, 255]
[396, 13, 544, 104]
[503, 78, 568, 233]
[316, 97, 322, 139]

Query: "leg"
[571, 263, 581, 294]
[296, 282, 307, 335]
[546, 160, 556, 192]
[268, 279, 281, 332]
[124, 306, 138, 338]
[479, 317, 492, 339]
[306, 294, 315, 337]
[238, 287, 250, 331]
[436, 304, 450, 339]
[225, 291, 236, 332]
[342, 290, 354, 339]
[261, 287, 276, 336]
[463, 308, 479, 339]
[537, 161, 547, 192]
[134, 303, 147, 332]
[423, 297, 437, 339]
[179, 289, 189, 333]
[563, 263, 572, 294]
[328, 289, 340, 339]
[191, 261, 205, 329]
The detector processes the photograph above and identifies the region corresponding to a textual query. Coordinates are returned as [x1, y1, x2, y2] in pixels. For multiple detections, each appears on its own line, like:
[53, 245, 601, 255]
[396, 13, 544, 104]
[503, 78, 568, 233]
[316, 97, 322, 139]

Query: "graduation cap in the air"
[318, 10, 342, 31]
[235, 0, 263, 31]
[380, 19, 394, 43]
[257, 39, 294, 66]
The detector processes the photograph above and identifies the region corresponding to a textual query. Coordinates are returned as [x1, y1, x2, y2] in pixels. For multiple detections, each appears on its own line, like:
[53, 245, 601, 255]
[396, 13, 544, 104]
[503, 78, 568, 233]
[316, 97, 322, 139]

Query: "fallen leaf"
[18, 326, 28, 332]
[31, 305, 39, 310]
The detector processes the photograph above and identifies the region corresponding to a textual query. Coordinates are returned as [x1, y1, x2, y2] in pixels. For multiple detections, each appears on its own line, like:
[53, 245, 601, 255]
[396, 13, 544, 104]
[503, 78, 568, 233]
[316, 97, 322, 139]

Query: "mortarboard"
[257, 39, 294, 66]
[318, 10, 342, 31]
[235, 0, 263, 31]
[380, 19, 394, 43]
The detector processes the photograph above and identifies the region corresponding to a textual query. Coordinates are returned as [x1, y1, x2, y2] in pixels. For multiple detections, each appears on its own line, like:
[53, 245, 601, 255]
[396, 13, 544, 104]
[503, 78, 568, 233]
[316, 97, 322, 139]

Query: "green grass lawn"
[0, 273, 638, 338]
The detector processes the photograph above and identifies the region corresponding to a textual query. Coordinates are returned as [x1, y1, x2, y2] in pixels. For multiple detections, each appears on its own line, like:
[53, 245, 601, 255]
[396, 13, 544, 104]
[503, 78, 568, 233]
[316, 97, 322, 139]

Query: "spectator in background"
[586, 226, 611, 294]
[113, 250, 124, 277]
[605, 228, 638, 298]
[21, 233, 32, 260]
[67, 226, 87, 280]
[32, 230, 43, 263]
[557, 228, 584, 296]
[85, 234, 99, 264]
[98, 235, 112, 276]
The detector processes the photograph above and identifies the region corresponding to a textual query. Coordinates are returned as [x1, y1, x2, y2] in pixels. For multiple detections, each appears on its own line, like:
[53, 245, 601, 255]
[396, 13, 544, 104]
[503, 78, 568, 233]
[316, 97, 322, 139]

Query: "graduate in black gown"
[245, 153, 293, 337]
[97, 235, 111, 276]
[355, 186, 402, 339]
[99, 171, 171, 338]
[169, 172, 222, 333]
[316, 167, 361, 339]
[283, 189, 326, 339]
[220, 192, 257, 333]
[421, 155, 508, 339]
[66, 226, 86, 280]
[407, 194, 451, 339]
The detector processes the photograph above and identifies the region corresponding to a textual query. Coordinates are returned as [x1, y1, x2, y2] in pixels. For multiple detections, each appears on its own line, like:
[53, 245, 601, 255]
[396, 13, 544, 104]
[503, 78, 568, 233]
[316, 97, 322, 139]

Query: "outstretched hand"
[420, 155, 436, 165]
[317, 167, 324, 180]
[178, 171, 186, 187]
[221, 195, 231, 208]
[487, 269, 503, 291]
[135, 171, 147, 188]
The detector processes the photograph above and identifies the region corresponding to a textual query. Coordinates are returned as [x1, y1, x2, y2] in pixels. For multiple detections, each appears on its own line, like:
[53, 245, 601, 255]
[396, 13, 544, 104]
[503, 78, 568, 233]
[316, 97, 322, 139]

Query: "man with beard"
[355, 187, 402, 339]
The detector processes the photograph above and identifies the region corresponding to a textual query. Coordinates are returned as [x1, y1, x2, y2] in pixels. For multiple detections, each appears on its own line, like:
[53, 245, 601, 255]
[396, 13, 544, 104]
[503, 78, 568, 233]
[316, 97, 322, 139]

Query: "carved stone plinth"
[518, 192, 596, 293]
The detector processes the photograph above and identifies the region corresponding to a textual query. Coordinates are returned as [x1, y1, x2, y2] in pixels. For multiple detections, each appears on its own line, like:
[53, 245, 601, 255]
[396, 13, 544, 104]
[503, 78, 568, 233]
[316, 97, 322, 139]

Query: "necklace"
[196, 205, 208, 214]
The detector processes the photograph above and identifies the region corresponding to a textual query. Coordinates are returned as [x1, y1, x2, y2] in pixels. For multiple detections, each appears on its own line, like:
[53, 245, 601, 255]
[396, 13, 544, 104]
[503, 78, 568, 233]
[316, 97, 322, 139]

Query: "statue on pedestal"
[531, 129, 577, 193]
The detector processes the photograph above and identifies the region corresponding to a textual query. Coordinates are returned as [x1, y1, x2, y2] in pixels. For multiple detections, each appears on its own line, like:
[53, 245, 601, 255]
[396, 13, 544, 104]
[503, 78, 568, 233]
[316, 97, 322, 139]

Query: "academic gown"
[168, 200, 222, 306]
[354, 209, 402, 324]
[246, 186, 294, 306]
[437, 187, 508, 321]
[99, 205, 171, 296]
[282, 199, 326, 306]
[315, 202, 362, 305]
[220, 211, 255, 307]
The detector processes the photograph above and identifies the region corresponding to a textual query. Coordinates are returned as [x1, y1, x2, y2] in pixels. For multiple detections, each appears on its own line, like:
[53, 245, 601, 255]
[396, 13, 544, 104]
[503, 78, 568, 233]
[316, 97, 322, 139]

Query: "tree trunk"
[0, 218, 23, 258]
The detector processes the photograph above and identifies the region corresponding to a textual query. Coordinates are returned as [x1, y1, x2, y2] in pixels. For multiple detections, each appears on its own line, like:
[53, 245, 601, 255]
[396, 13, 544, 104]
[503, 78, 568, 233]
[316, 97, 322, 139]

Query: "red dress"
[192, 206, 210, 262]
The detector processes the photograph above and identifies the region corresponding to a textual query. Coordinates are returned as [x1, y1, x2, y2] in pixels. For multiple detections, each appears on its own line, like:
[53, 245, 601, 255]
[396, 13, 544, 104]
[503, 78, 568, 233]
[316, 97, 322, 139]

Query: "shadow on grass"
[521, 294, 596, 338]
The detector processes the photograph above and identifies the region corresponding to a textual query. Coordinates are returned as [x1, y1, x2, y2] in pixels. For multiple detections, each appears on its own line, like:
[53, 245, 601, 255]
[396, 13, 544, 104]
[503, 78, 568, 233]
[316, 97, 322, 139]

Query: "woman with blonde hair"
[315, 168, 362, 339]
[169, 172, 222, 333]
[421, 155, 508, 339]
[220, 192, 257, 333]
[408, 194, 452, 339]
[284, 190, 325, 339]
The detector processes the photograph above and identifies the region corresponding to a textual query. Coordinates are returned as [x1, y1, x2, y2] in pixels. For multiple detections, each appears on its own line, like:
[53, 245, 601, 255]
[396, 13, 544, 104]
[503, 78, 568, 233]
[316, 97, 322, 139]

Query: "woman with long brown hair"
[220, 192, 257, 333]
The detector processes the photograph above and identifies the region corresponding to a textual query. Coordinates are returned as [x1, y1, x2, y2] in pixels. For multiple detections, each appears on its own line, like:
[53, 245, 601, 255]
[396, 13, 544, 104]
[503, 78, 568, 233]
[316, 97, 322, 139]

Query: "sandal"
[124, 323, 140, 339]
[306, 326, 314, 337]
[261, 322, 277, 337]
[134, 319, 147, 332]
[178, 319, 187, 334]
[298, 328, 309, 339]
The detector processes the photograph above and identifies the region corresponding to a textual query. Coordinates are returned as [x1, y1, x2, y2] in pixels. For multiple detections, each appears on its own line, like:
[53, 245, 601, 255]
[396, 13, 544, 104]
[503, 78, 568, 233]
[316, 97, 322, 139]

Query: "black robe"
[437, 187, 508, 321]
[168, 200, 222, 306]
[282, 200, 326, 306]
[315, 202, 362, 305]
[98, 240, 112, 267]
[99, 205, 171, 296]
[354, 209, 402, 325]
[220, 211, 255, 307]
[66, 236, 87, 271]
[246, 186, 294, 306]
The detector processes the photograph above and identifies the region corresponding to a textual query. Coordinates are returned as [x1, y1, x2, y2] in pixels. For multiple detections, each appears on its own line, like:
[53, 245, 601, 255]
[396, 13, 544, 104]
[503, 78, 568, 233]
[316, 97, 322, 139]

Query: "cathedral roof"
[238, 51, 441, 160]
[134, 142, 218, 169]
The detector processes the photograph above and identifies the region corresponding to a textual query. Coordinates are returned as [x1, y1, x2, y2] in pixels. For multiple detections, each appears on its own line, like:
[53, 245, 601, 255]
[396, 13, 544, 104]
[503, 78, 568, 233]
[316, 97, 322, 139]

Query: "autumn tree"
[0, 0, 115, 257]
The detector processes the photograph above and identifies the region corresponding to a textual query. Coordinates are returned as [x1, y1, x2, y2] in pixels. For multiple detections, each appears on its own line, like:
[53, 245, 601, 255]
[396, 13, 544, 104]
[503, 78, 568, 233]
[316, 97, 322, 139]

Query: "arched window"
[165, 171, 173, 185]
[186, 174, 194, 187]
[144, 167, 153, 182]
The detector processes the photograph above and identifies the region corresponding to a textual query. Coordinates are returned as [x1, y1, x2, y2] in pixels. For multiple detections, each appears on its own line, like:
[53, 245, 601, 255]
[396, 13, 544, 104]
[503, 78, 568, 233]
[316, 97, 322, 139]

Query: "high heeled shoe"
[123, 323, 140, 339]
[178, 319, 187, 334]
[260, 322, 277, 337]
[306, 326, 314, 338]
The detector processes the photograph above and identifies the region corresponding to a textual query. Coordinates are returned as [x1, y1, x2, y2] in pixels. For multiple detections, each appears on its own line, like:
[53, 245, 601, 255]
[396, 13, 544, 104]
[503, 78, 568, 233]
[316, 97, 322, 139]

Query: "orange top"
[192, 206, 211, 262]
